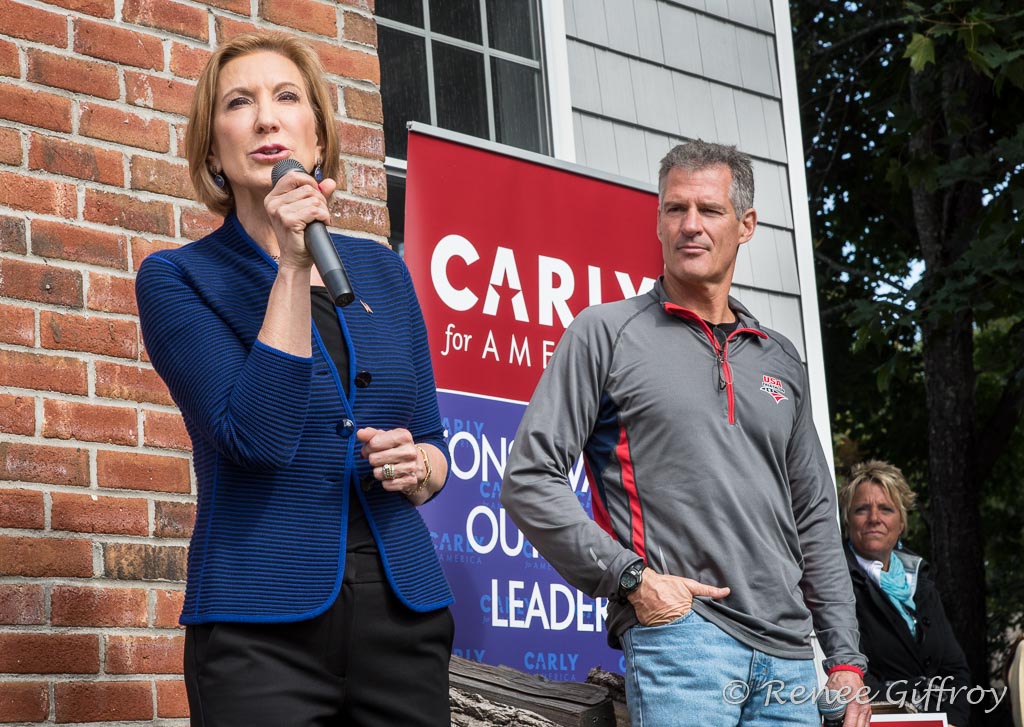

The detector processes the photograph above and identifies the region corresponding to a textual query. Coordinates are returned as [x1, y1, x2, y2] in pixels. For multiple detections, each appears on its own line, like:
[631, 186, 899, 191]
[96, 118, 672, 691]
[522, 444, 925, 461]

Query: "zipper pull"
[717, 340, 735, 392]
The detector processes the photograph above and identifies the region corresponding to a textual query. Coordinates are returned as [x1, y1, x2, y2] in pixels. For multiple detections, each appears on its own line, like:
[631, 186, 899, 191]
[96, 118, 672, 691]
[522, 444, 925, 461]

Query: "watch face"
[620, 567, 641, 591]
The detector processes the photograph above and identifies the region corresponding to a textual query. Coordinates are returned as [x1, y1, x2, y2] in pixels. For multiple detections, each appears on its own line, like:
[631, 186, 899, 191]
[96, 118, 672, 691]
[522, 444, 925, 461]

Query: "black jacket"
[846, 544, 972, 725]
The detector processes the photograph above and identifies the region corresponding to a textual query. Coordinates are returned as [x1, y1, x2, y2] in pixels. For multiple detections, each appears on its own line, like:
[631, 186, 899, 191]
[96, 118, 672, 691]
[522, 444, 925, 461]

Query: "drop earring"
[212, 169, 225, 189]
[313, 163, 323, 182]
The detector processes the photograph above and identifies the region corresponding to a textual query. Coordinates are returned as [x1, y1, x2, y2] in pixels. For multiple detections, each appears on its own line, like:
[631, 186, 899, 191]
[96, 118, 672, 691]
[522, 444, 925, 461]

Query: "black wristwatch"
[616, 561, 645, 602]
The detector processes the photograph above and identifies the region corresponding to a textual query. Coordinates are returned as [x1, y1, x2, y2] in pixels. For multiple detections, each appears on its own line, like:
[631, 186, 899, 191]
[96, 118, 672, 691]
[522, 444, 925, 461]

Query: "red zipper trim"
[721, 350, 735, 423]
[721, 328, 767, 424]
[662, 302, 768, 425]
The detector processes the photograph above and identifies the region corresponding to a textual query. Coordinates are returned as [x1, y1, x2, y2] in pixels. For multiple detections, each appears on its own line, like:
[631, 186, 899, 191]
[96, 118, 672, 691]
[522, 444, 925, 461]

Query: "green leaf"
[877, 360, 893, 392]
[905, 33, 936, 72]
[976, 43, 1024, 70]
[1002, 58, 1024, 92]
[967, 49, 997, 78]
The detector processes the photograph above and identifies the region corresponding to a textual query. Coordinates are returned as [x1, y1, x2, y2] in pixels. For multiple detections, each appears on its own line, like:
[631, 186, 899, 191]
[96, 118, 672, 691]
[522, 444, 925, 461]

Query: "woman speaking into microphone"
[136, 30, 454, 726]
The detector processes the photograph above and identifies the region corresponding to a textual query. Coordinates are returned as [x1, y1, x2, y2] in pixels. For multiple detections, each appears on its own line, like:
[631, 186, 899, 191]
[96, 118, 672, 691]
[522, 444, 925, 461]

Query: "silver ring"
[382, 463, 396, 480]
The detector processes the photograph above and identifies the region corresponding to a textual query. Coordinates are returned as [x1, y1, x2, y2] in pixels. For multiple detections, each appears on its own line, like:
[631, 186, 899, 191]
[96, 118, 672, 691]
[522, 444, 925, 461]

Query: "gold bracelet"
[416, 444, 432, 488]
[404, 445, 432, 496]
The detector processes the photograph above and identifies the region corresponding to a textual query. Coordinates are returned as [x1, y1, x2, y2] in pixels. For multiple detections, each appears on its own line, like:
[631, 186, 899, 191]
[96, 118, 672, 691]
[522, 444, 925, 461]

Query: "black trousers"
[183, 552, 454, 727]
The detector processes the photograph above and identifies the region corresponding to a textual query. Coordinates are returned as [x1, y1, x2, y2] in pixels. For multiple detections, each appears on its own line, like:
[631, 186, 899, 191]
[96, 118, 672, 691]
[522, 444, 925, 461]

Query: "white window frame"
[379, 0, 575, 170]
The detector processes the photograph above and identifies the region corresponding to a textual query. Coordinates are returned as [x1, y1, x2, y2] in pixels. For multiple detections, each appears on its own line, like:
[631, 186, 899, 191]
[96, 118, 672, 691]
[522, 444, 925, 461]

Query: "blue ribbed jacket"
[136, 213, 453, 624]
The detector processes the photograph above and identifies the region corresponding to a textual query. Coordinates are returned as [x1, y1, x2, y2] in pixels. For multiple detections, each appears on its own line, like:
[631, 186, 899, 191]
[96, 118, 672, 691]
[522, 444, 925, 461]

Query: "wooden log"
[586, 667, 629, 727]
[449, 656, 616, 727]
[450, 687, 558, 726]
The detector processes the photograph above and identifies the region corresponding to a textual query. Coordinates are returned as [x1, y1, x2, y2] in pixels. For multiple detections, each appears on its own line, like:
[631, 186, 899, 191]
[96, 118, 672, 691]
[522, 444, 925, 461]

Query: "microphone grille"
[271, 158, 305, 186]
[816, 689, 847, 719]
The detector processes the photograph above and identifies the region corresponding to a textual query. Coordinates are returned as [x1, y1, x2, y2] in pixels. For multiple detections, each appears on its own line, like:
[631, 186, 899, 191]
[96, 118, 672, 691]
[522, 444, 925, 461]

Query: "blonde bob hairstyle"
[186, 31, 340, 217]
[837, 459, 917, 535]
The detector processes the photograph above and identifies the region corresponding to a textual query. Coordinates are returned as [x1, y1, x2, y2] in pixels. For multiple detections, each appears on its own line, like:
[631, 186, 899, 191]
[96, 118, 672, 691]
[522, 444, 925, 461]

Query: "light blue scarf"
[880, 553, 917, 636]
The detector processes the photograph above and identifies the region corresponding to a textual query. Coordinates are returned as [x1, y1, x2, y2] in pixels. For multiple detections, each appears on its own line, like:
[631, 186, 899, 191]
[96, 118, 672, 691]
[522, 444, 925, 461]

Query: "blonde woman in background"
[839, 460, 970, 726]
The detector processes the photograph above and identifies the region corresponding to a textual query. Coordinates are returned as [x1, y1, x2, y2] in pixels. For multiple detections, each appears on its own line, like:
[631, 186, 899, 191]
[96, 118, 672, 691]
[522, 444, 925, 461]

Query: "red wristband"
[827, 664, 865, 679]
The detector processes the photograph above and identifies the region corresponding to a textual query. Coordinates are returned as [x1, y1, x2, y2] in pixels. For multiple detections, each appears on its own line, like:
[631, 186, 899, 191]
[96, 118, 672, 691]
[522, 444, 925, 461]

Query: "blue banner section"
[420, 390, 625, 681]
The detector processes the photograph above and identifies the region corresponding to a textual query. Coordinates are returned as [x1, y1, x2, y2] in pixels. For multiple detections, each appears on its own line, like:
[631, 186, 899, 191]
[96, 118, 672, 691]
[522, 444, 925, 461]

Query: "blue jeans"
[621, 609, 819, 727]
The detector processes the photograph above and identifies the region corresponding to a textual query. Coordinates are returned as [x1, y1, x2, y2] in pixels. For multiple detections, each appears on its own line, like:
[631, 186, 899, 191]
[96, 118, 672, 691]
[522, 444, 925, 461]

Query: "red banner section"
[407, 128, 665, 680]
[405, 129, 663, 402]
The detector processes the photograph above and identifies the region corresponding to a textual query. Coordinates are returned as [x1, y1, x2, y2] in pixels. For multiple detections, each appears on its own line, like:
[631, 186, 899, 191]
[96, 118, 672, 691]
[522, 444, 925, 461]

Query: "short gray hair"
[658, 140, 754, 219]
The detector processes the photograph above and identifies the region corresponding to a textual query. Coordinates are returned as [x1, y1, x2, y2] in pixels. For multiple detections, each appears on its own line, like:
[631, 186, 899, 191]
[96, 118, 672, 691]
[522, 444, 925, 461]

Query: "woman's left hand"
[357, 427, 426, 495]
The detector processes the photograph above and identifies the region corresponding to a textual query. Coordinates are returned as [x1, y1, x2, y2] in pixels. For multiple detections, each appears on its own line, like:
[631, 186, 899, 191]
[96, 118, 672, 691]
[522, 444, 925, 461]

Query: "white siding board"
[695, 16, 742, 87]
[734, 90, 771, 159]
[573, 0, 610, 46]
[775, 164, 794, 227]
[762, 97, 787, 162]
[767, 37, 781, 97]
[630, 59, 679, 133]
[747, 226, 784, 292]
[754, 0, 775, 33]
[703, 0, 730, 20]
[572, 112, 588, 166]
[577, 114, 620, 174]
[613, 123, 651, 182]
[659, 5, 703, 76]
[566, 41, 603, 114]
[737, 30, 776, 96]
[644, 131, 675, 186]
[595, 49, 639, 124]
[664, 0, 705, 11]
[563, 0, 578, 36]
[604, 0, 641, 56]
[634, 0, 665, 63]
[733, 239, 755, 287]
[751, 159, 787, 227]
[775, 228, 801, 294]
[767, 294, 806, 359]
[672, 73, 718, 141]
[733, 286, 773, 326]
[727, 0, 759, 28]
[709, 84, 741, 146]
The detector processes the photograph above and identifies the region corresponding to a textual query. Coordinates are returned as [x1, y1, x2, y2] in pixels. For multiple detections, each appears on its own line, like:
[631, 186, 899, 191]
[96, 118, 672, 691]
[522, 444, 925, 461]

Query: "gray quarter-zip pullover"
[501, 279, 865, 671]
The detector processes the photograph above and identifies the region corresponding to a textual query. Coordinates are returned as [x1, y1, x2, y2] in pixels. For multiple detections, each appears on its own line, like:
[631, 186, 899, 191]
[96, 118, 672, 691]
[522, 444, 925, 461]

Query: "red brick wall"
[0, 1, 383, 722]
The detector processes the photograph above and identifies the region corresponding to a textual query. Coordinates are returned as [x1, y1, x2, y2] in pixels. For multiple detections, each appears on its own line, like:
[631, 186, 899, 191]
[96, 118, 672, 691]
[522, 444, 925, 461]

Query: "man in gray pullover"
[501, 141, 870, 726]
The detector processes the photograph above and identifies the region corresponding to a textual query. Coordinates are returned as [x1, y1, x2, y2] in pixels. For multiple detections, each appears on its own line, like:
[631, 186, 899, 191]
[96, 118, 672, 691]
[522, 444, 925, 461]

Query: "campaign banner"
[870, 715, 947, 726]
[405, 127, 663, 680]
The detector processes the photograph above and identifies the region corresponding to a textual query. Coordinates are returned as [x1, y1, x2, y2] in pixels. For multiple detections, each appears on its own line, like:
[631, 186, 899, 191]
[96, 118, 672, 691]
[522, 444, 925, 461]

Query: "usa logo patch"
[760, 374, 788, 404]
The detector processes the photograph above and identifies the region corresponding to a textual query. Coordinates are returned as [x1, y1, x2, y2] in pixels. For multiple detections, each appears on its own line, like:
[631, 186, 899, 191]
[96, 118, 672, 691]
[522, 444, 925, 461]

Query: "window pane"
[376, 0, 424, 27]
[428, 0, 481, 43]
[486, 0, 539, 59]
[492, 58, 547, 153]
[386, 174, 406, 254]
[378, 27, 430, 159]
[433, 43, 488, 140]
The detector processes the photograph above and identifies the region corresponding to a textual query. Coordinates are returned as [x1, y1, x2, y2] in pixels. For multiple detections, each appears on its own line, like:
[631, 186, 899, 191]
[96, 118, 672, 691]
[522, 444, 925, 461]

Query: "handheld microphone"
[271, 159, 354, 307]
[817, 689, 847, 727]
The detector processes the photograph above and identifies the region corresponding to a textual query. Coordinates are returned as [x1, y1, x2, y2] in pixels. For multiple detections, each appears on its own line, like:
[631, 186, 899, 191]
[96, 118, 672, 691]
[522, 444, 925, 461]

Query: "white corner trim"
[542, 0, 577, 163]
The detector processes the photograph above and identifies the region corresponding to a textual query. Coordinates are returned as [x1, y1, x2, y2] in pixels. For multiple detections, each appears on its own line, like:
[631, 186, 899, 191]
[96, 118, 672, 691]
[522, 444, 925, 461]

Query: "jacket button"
[336, 418, 355, 437]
